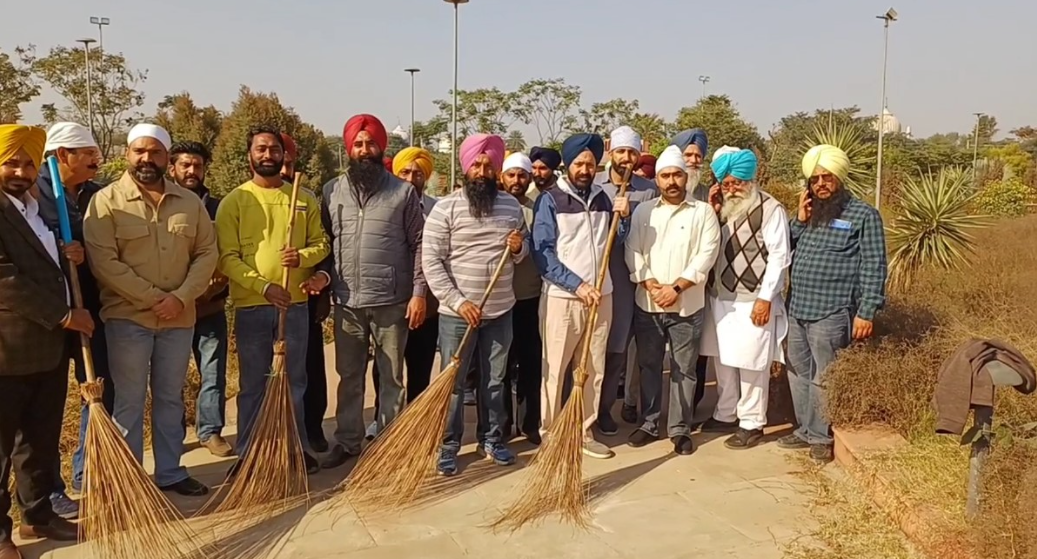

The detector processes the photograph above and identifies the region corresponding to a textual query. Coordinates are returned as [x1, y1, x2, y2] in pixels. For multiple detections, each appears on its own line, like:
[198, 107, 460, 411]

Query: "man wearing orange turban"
[0, 124, 87, 552]
[319, 114, 429, 469]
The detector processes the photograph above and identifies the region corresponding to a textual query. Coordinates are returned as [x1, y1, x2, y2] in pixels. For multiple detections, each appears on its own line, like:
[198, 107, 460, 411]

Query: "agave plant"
[801, 118, 876, 199]
[887, 167, 988, 291]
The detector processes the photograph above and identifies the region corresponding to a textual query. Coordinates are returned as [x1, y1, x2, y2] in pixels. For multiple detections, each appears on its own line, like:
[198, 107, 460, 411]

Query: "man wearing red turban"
[279, 132, 298, 182]
[319, 114, 428, 469]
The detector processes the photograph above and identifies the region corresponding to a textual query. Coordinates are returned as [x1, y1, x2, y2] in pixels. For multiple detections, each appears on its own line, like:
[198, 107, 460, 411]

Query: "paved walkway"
[20, 345, 814, 559]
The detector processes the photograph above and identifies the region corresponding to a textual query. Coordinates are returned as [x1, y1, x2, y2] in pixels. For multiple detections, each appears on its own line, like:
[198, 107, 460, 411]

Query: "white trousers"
[712, 361, 769, 431]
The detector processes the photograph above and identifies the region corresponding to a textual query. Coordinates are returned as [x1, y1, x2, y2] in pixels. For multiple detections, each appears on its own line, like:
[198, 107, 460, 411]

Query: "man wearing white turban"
[624, 146, 719, 455]
[777, 144, 887, 463]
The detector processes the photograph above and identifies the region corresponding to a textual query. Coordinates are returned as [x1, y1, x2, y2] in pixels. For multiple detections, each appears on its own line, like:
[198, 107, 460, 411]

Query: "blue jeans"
[106, 319, 193, 487]
[786, 309, 853, 446]
[440, 311, 513, 450]
[193, 312, 228, 442]
[633, 308, 704, 438]
[234, 304, 309, 455]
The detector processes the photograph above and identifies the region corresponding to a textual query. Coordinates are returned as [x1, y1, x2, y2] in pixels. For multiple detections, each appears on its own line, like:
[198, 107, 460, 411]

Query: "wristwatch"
[672, 284, 683, 294]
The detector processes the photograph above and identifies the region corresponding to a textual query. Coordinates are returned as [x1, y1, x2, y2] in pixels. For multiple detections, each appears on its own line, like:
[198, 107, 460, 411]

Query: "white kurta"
[699, 203, 791, 372]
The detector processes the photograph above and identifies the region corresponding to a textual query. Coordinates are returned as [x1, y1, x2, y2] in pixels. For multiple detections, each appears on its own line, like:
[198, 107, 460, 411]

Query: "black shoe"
[672, 435, 695, 456]
[627, 428, 656, 448]
[309, 437, 329, 453]
[620, 404, 638, 424]
[597, 413, 619, 436]
[724, 428, 764, 450]
[305, 453, 320, 475]
[321, 445, 357, 469]
[701, 418, 739, 433]
[18, 517, 78, 542]
[777, 434, 810, 450]
[159, 477, 209, 497]
[810, 444, 834, 464]
[524, 429, 542, 446]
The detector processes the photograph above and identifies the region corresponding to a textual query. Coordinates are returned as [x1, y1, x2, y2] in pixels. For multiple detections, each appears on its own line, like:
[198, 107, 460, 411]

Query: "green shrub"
[97, 158, 127, 185]
[974, 178, 1031, 217]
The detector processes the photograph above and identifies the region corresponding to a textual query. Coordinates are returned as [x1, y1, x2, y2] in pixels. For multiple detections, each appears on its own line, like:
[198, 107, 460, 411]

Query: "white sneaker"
[365, 421, 379, 441]
[582, 437, 614, 459]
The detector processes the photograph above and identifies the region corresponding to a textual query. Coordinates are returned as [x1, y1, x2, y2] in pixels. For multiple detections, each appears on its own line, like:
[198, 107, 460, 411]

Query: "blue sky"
[7, 0, 1036, 141]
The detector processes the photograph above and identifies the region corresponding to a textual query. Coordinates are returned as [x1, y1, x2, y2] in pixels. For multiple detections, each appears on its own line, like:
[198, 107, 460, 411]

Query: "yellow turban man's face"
[808, 165, 842, 200]
[0, 148, 40, 198]
[397, 161, 427, 191]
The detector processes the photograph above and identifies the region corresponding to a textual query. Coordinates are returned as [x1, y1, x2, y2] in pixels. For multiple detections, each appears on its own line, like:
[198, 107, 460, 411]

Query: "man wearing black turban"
[531, 133, 629, 460]
[529, 147, 561, 195]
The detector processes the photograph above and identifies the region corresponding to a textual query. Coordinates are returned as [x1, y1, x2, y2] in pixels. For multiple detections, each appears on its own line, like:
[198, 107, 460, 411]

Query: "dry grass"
[825, 215, 1037, 559]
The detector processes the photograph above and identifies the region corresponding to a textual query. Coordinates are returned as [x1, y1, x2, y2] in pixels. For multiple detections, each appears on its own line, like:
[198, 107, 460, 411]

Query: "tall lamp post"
[76, 38, 97, 137]
[874, 7, 898, 211]
[444, 0, 468, 190]
[972, 112, 984, 183]
[90, 16, 110, 53]
[404, 68, 421, 147]
[698, 75, 710, 99]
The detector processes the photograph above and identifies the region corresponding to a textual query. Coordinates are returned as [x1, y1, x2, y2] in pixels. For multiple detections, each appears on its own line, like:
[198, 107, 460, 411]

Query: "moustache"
[86, 164, 99, 170]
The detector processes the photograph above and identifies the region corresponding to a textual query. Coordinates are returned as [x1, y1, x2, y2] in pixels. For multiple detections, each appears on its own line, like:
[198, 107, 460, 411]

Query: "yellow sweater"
[215, 181, 330, 308]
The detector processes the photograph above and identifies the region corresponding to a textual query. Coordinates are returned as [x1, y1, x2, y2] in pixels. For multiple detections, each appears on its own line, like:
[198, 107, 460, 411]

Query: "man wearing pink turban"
[421, 133, 529, 476]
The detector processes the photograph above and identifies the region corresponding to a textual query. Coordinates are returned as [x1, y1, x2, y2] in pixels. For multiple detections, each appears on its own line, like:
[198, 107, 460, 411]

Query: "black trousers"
[503, 297, 542, 436]
[303, 302, 329, 445]
[372, 315, 440, 410]
[694, 355, 707, 408]
[1, 367, 67, 541]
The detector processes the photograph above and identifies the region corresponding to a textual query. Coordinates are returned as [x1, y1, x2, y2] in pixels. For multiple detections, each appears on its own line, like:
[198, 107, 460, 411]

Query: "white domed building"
[873, 107, 912, 138]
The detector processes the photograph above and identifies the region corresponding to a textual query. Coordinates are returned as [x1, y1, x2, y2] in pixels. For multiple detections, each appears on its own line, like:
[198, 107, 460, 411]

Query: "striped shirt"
[421, 190, 530, 319]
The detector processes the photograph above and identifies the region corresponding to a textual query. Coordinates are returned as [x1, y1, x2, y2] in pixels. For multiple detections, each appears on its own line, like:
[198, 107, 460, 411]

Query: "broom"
[331, 244, 514, 514]
[46, 156, 208, 559]
[492, 164, 634, 531]
[198, 172, 310, 523]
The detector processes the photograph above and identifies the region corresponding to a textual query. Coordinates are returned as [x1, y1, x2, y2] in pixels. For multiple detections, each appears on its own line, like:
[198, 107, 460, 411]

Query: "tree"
[513, 78, 581, 144]
[207, 86, 336, 196]
[153, 93, 223, 151]
[974, 114, 998, 145]
[432, 87, 519, 137]
[32, 46, 147, 160]
[412, 118, 447, 151]
[0, 46, 39, 122]
[767, 107, 864, 187]
[629, 112, 669, 152]
[1010, 126, 1037, 159]
[579, 98, 639, 135]
[506, 130, 526, 152]
[673, 95, 764, 159]
[385, 134, 408, 158]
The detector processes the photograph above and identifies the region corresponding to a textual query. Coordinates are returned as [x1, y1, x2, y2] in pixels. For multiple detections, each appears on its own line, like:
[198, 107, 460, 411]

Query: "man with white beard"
[700, 147, 790, 449]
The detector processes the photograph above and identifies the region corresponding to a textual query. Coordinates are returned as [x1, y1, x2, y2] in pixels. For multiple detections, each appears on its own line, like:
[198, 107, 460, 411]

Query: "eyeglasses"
[720, 179, 748, 191]
[808, 173, 837, 186]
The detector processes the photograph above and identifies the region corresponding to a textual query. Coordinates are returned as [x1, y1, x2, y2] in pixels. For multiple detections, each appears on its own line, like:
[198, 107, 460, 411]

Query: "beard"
[505, 181, 528, 197]
[568, 172, 594, 191]
[131, 161, 163, 185]
[464, 177, 499, 219]
[251, 155, 284, 178]
[687, 169, 702, 188]
[809, 187, 851, 227]
[0, 177, 33, 198]
[177, 174, 202, 190]
[346, 156, 384, 193]
[720, 183, 759, 223]
[533, 174, 555, 190]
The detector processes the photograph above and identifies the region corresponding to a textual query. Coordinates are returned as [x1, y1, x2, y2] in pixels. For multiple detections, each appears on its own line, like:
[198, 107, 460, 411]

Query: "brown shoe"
[18, 517, 78, 541]
[201, 434, 235, 458]
[0, 541, 23, 559]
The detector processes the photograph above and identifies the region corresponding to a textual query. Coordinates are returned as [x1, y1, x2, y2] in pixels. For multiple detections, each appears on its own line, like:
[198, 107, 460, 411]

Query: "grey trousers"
[633, 307, 704, 438]
[332, 303, 408, 453]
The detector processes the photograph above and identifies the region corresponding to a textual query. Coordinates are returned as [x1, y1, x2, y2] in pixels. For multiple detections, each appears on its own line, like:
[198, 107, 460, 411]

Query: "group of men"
[0, 110, 887, 557]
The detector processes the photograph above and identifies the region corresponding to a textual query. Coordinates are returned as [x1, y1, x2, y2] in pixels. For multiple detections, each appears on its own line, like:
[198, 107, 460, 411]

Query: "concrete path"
[19, 344, 814, 559]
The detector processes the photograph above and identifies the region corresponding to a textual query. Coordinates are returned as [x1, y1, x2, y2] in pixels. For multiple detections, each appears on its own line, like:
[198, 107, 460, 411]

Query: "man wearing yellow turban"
[777, 144, 887, 464]
[0, 124, 87, 553]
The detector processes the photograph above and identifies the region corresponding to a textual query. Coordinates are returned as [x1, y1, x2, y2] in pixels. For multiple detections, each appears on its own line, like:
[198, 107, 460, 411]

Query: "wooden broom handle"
[575, 164, 634, 377]
[450, 245, 513, 363]
[63, 255, 98, 385]
[277, 173, 304, 340]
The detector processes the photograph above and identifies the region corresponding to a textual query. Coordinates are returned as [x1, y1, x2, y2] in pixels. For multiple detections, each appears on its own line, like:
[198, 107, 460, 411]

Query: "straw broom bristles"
[43, 156, 208, 559]
[491, 165, 634, 532]
[197, 173, 310, 524]
[330, 246, 514, 516]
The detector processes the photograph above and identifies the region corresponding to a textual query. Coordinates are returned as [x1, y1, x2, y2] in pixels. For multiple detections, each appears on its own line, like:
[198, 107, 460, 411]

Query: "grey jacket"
[320, 171, 427, 308]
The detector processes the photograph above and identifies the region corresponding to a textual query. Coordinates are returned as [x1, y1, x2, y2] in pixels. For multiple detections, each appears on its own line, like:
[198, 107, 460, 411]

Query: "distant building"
[390, 124, 408, 140]
[873, 107, 912, 138]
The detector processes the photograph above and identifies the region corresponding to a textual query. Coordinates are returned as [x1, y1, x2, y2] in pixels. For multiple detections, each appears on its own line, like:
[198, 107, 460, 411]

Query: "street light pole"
[405, 68, 421, 147]
[698, 75, 710, 99]
[444, 0, 468, 190]
[90, 16, 110, 54]
[972, 112, 984, 183]
[76, 38, 97, 137]
[874, 8, 897, 211]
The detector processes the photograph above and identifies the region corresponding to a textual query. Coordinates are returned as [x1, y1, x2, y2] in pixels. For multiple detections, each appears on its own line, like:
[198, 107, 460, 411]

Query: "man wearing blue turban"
[671, 128, 709, 202]
[531, 132, 630, 460]
[699, 147, 791, 451]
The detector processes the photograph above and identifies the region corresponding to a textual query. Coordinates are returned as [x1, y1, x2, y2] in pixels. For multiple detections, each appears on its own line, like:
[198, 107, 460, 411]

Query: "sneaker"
[463, 389, 477, 406]
[476, 442, 516, 466]
[672, 435, 695, 456]
[159, 477, 209, 497]
[597, 413, 619, 436]
[701, 418, 739, 433]
[582, 437, 614, 459]
[48, 492, 79, 520]
[810, 444, 834, 464]
[627, 428, 656, 448]
[723, 428, 764, 450]
[620, 404, 638, 424]
[365, 421, 379, 441]
[200, 434, 235, 458]
[437, 448, 459, 476]
[777, 434, 810, 450]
